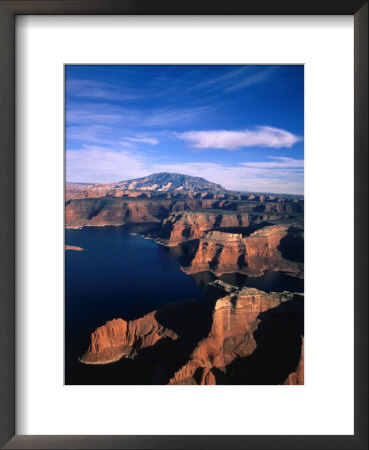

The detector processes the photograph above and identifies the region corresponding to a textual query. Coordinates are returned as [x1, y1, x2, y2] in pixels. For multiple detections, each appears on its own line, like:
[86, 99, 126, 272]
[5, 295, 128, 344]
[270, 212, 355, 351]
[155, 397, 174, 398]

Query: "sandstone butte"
[182, 225, 303, 277]
[81, 281, 304, 385]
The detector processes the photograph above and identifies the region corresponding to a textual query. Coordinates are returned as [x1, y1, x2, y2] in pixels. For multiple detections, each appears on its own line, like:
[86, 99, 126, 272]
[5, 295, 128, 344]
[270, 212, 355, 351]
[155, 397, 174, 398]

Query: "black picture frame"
[0, 1, 367, 449]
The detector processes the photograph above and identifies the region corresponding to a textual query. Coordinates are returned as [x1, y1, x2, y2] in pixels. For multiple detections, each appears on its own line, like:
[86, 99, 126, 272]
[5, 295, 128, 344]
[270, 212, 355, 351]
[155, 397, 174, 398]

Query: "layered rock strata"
[65, 197, 303, 229]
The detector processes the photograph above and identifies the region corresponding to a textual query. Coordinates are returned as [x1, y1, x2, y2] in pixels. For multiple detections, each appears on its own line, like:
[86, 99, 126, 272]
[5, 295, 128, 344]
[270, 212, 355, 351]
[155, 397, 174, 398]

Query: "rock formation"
[183, 225, 303, 277]
[80, 313, 178, 365]
[80, 282, 303, 385]
[155, 210, 286, 246]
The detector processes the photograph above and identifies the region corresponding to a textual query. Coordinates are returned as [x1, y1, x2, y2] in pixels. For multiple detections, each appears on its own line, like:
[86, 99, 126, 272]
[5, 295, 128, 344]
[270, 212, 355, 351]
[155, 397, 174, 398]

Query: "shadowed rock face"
[80, 282, 304, 385]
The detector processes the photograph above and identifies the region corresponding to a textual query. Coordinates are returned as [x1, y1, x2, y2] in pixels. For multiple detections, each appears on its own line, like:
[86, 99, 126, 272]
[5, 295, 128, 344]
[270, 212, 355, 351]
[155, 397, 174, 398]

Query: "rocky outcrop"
[169, 282, 296, 385]
[183, 225, 303, 277]
[80, 313, 178, 365]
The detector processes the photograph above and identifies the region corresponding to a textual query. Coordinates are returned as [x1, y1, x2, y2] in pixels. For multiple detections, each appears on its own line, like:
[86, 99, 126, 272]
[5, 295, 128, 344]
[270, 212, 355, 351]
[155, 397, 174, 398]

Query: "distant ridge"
[91, 172, 226, 192]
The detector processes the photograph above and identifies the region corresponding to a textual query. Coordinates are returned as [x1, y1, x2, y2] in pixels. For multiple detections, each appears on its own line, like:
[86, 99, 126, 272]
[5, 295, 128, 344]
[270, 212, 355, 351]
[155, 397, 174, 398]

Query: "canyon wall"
[65, 197, 303, 229]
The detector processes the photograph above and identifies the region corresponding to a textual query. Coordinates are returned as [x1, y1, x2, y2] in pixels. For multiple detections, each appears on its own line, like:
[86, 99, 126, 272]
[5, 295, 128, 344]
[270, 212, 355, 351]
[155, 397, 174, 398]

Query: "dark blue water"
[65, 226, 303, 384]
[65, 226, 203, 384]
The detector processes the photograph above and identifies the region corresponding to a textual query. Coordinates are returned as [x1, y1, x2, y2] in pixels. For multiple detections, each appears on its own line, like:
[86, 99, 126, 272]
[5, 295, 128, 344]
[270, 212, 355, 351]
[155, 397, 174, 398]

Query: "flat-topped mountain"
[70, 172, 226, 193]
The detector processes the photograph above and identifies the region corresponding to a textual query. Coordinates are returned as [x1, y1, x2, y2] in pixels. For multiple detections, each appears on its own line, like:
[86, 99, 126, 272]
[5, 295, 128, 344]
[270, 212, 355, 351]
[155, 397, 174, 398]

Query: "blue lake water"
[65, 226, 303, 384]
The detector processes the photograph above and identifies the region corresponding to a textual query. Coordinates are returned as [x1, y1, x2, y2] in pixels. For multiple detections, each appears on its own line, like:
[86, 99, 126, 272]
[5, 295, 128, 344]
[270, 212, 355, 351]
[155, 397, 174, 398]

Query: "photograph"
[65, 64, 304, 385]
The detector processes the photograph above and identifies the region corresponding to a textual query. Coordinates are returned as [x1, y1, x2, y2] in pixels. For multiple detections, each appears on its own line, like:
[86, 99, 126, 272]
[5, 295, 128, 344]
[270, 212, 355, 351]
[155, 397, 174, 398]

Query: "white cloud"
[122, 137, 158, 145]
[177, 126, 302, 150]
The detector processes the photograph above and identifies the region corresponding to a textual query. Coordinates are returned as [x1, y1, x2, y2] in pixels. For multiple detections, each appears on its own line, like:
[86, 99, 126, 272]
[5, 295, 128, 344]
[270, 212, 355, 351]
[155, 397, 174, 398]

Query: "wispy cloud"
[189, 67, 249, 92]
[67, 104, 211, 130]
[122, 137, 159, 145]
[66, 110, 123, 124]
[225, 67, 276, 92]
[144, 106, 212, 127]
[189, 66, 276, 94]
[66, 79, 142, 101]
[177, 127, 302, 150]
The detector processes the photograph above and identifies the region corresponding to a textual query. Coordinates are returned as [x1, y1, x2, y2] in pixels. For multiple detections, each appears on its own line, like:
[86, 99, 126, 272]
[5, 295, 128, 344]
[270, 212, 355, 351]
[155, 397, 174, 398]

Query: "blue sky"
[66, 65, 304, 194]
